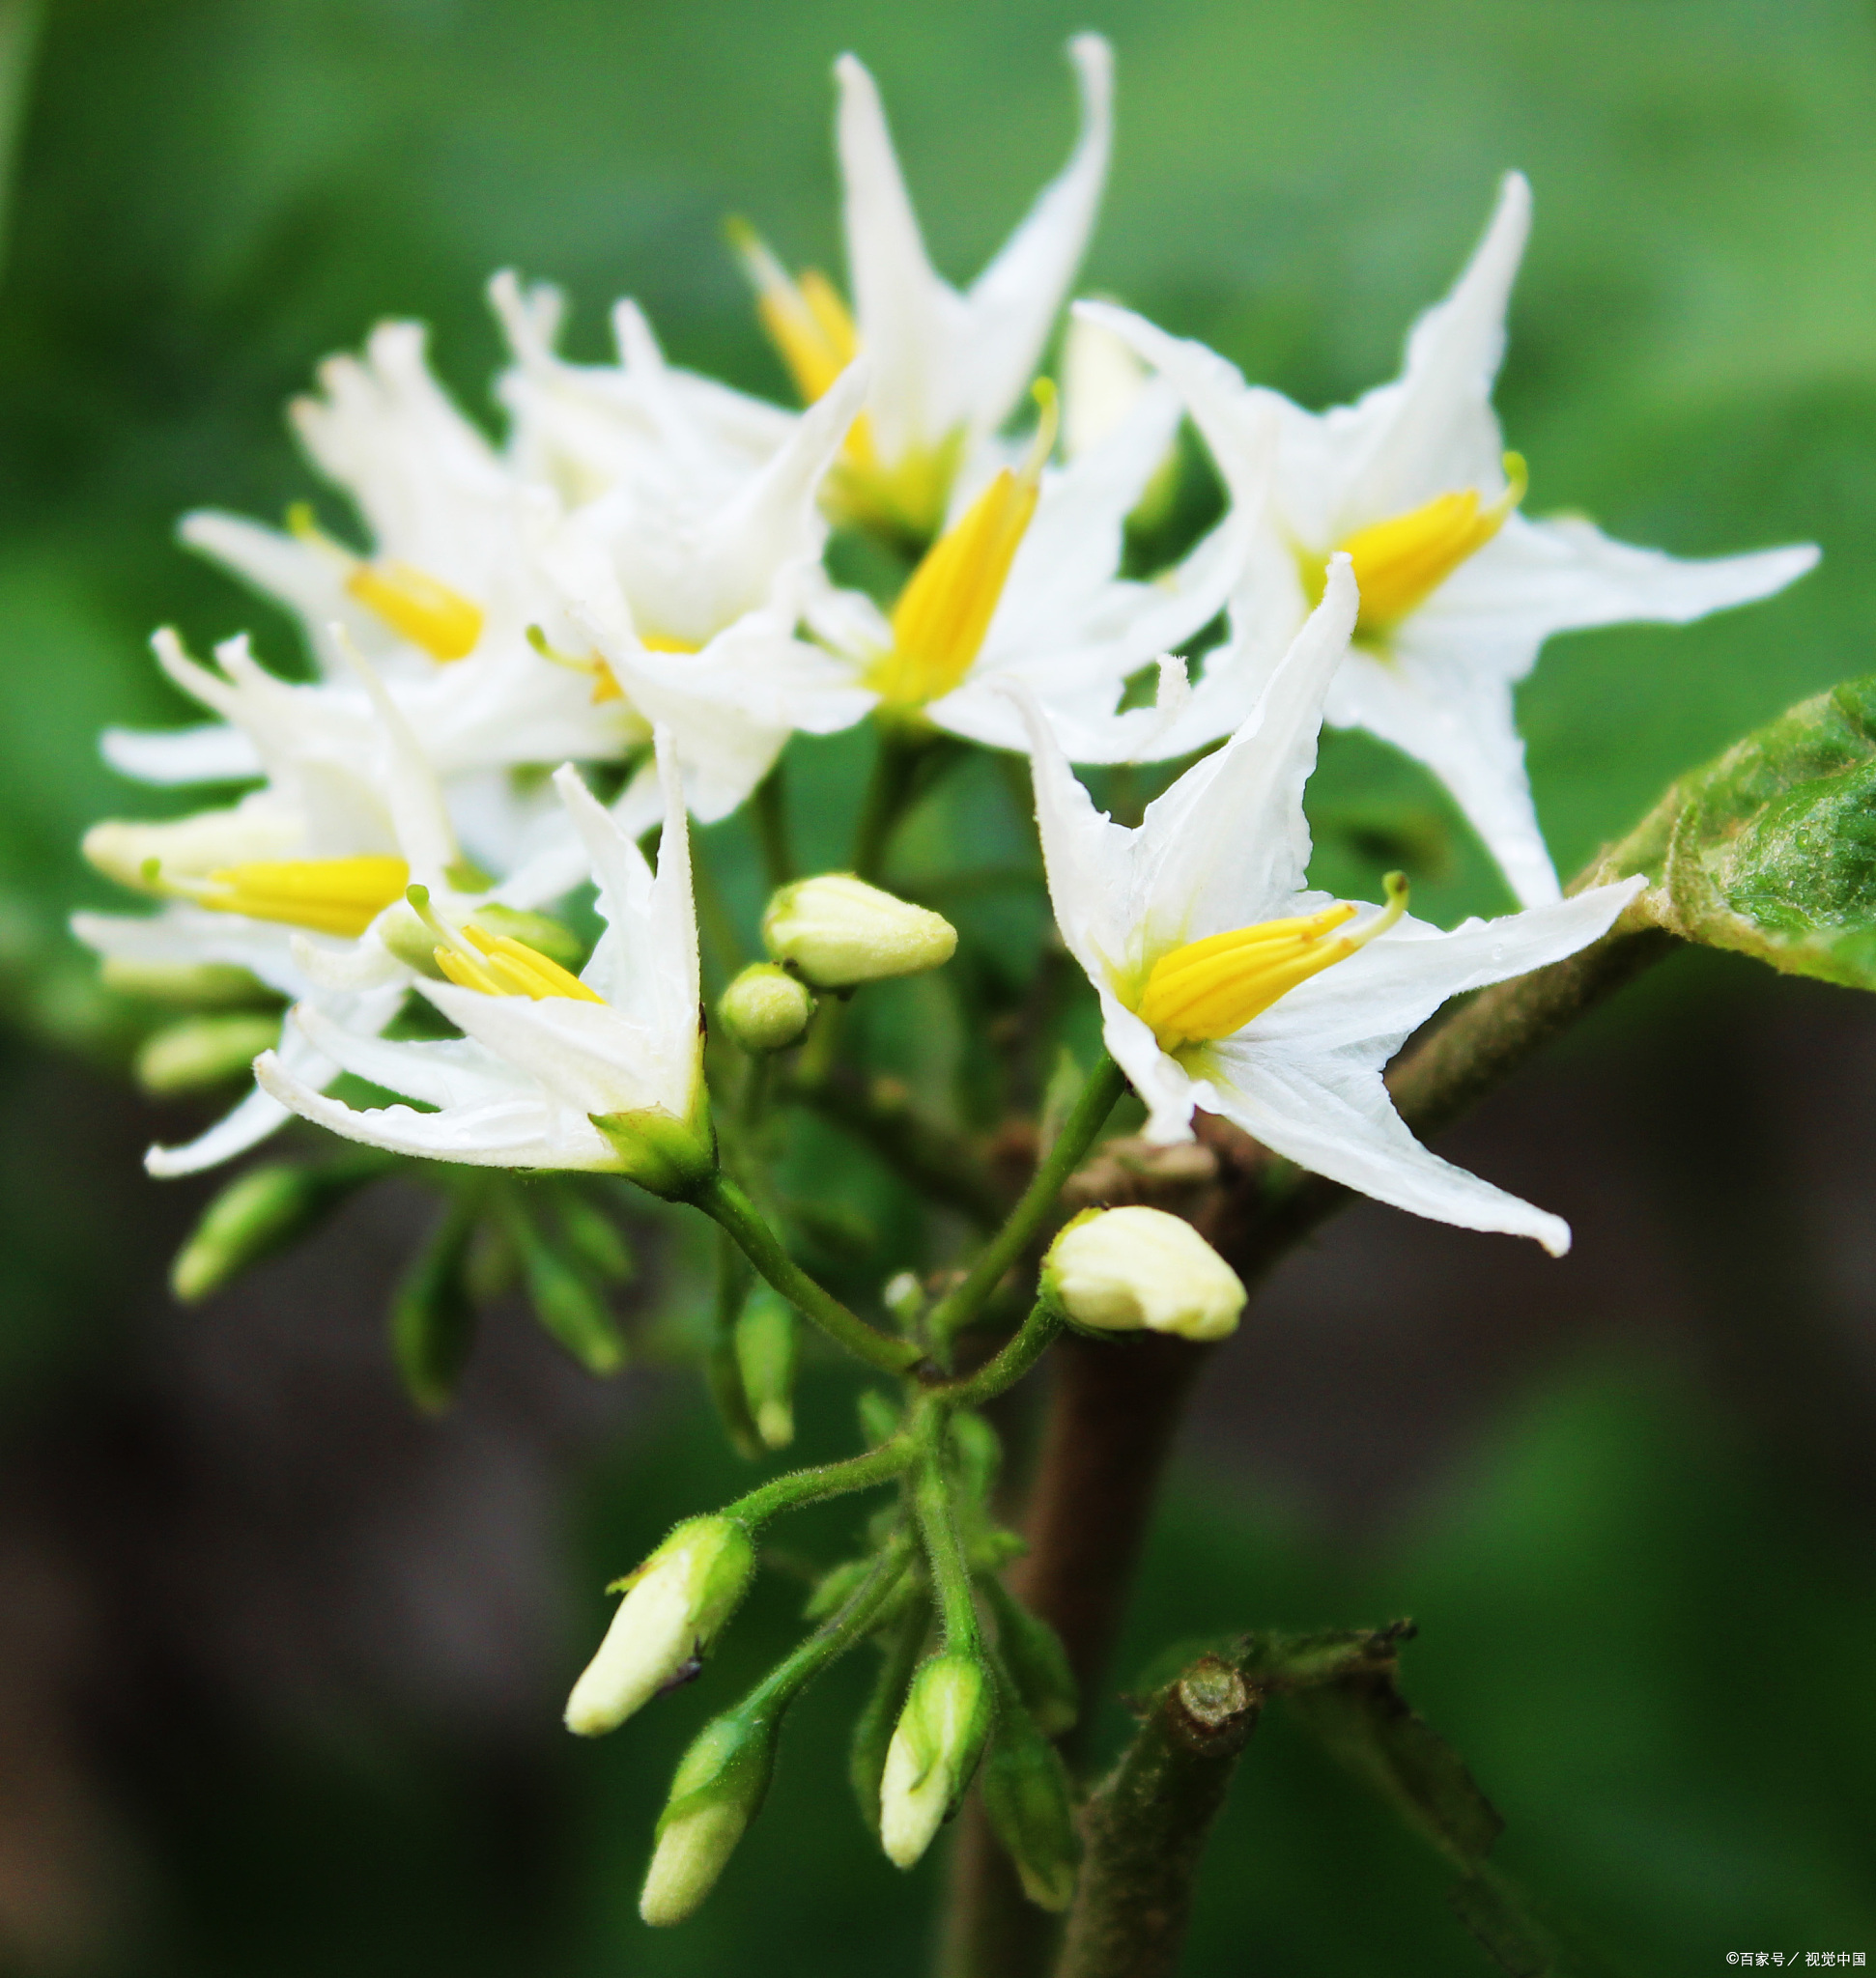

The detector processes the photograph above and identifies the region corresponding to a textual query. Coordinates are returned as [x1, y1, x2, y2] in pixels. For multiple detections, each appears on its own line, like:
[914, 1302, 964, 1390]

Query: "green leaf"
[1610, 672, 1876, 988]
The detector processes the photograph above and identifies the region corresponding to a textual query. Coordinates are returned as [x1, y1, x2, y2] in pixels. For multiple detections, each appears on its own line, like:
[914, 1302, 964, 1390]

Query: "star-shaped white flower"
[108, 319, 640, 845]
[497, 283, 878, 830]
[1080, 173, 1818, 907]
[255, 735, 710, 1197]
[732, 35, 1112, 542]
[1015, 559, 1645, 1255]
[805, 377, 1243, 756]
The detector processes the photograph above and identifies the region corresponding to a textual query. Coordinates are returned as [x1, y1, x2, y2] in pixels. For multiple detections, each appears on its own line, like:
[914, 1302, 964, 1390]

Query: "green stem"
[795, 993, 848, 1088]
[706, 1228, 763, 1460]
[747, 1530, 916, 1713]
[753, 760, 795, 890]
[945, 1298, 1063, 1408]
[723, 1430, 918, 1529]
[912, 1410, 981, 1654]
[852, 724, 929, 883]
[925, 1054, 1127, 1342]
[688, 1171, 922, 1376]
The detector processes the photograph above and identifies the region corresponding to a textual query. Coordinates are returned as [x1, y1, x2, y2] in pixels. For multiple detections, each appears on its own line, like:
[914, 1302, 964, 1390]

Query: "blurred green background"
[1, 0, 1873, 1972]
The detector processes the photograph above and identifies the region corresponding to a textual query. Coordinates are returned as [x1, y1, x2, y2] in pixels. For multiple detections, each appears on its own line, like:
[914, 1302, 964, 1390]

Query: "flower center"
[409, 885, 603, 1003]
[1303, 455, 1527, 637]
[527, 626, 696, 704]
[727, 220, 961, 545]
[290, 504, 485, 663]
[196, 856, 412, 938]
[1133, 875, 1408, 1050]
[867, 383, 1057, 710]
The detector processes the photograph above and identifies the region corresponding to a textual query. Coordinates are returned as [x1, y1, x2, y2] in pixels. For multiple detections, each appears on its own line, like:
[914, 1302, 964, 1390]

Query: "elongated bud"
[170, 1155, 386, 1303]
[879, 1653, 993, 1868]
[565, 1515, 755, 1738]
[640, 1706, 778, 1926]
[718, 962, 816, 1054]
[554, 1190, 634, 1284]
[761, 874, 956, 989]
[390, 1197, 479, 1414]
[985, 1581, 1078, 1738]
[135, 1012, 280, 1096]
[99, 957, 270, 1006]
[735, 1289, 799, 1450]
[1043, 1206, 1245, 1342]
[517, 1224, 625, 1375]
[980, 1708, 1081, 1911]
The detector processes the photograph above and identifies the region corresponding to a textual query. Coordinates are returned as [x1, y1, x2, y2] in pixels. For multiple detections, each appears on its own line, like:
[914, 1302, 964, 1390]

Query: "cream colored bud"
[761, 874, 956, 989]
[718, 963, 815, 1053]
[135, 1013, 280, 1096]
[879, 1653, 993, 1869]
[564, 1515, 754, 1738]
[1044, 1206, 1245, 1342]
[83, 806, 298, 891]
[640, 1709, 776, 1926]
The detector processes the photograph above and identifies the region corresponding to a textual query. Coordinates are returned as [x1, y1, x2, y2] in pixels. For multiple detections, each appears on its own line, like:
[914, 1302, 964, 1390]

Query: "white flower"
[732, 35, 1113, 541]
[73, 629, 487, 1176]
[253, 732, 711, 1194]
[1080, 174, 1818, 906]
[109, 319, 640, 872]
[502, 288, 877, 831]
[805, 379, 1243, 758]
[1012, 560, 1646, 1257]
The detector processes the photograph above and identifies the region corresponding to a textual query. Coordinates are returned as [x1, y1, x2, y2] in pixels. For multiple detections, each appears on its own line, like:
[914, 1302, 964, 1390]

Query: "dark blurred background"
[1, 1, 1873, 1971]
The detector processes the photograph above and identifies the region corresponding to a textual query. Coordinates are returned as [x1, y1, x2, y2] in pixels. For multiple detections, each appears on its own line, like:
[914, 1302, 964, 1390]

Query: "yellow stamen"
[726, 218, 856, 405]
[289, 503, 485, 662]
[409, 885, 603, 1003]
[1310, 454, 1528, 636]
[198, 856, 411, 938]
[867, 382, 1059, 708]
[1134, 874, 1409, 1050]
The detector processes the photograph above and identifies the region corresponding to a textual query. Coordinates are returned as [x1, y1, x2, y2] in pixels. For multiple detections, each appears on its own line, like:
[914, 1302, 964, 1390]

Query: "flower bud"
[980, 1710, 1081, 1912]
[761, 874, 956, 989]
[99, 957, 270, 1006]
[1043, 1205, 1245, 1342]
[134, 1012, 281, 1096]
[718, 962, 815, 1054]
[985, 1582, 1078, 1738]
[640, 1707, 777, 1926]
[879, 1653, 993, 1868]
[734, 1289, 799, 1450]
[565, 1515, 755, 1738]
[170, 1155, 384, 1303]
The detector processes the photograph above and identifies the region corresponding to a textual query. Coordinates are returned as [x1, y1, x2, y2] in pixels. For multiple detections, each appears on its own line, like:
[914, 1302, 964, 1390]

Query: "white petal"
[836, 50, 964, 460]
[289, 1001, 529, 1111]
[1322, 639, 1561, 907]
[1203, 1040, 1572, 1254]
[145, 1083, 298, 1178]
[959, 35, 1113, 438]
[100, 722, 263, 785]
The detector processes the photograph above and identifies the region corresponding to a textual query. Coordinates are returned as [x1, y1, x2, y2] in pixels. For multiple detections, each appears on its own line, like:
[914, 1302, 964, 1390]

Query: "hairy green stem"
[925, 1055, 1127, 1342]
[913, 1411, 982, 1654]
[946, 1298, 1063, 1408]
[689, 1171, 922, 1376]
[724, 1430, 918, 1529]
[748, 1530, 915, 1714]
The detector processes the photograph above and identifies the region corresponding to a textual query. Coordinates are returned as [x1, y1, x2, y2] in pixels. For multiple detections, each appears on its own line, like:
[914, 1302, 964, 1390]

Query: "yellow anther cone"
[199, 856, 412, 939]
[1322, 454, 1528, 636]
[409, 886, 602, 1004]
[1136, 876, 1409, 1050]
[288, 503, 484, 662]
[869, 383, 1058, 709]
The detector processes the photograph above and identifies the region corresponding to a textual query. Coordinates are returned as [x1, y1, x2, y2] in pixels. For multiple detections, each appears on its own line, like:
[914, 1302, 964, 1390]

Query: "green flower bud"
[718, 963, 815, 1054]
[565, 1515, 755, 1738]
[170, 1155, 386, 1304]
[980, 1708, 1081, 1911]
[1043, 1205, 1245, 1342]
[99, 957, 271, 1006]
[640, 1707, 778, 1926]
[761, 874, 956, 989]
[879, 1653, 993, 1868]
[734, 1289, 799, 1449]
[516, 1222, 624, 1376]
[390, 1198, 479, 1414]
[135, 1012, 281, 1096]
[984, 1581, 1078, 1738]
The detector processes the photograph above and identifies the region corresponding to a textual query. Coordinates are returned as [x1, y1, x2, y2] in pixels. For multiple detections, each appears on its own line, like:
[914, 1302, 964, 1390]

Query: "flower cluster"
[78, 35, 1814, 1927]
